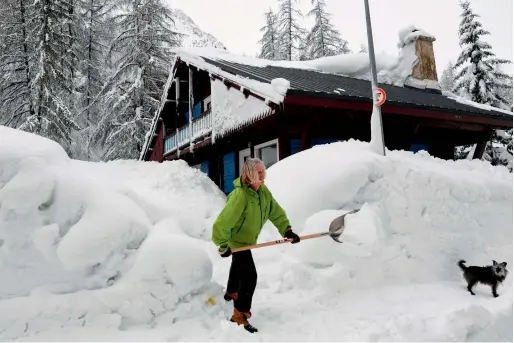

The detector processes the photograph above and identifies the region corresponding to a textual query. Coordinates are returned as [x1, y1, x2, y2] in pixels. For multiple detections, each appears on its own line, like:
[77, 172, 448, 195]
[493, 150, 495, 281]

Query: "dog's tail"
[458, 260, 467, 271]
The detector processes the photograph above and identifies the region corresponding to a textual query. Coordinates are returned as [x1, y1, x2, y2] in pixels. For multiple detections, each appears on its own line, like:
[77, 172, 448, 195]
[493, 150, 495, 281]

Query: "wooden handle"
[231, 232, 329, 253]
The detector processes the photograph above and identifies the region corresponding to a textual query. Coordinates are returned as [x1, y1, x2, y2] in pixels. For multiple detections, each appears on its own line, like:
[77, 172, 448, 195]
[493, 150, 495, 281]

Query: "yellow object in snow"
[207, 296, 217, 305]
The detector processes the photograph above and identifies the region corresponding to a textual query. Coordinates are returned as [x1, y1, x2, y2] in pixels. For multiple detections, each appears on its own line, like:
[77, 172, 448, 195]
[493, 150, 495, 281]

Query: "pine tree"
[453, 0, 512, 108]
[453, 1, 513, 169]
[0, 0, 35, 128]
[304, 0, 350, 60]
[72, 0, 116, 160]
[440, 61, 456, 92]
[21, 0, 80, 151]
[258, 9, 279, 60]
[91, 0, 180, 160]
[276, 0, 307, 61]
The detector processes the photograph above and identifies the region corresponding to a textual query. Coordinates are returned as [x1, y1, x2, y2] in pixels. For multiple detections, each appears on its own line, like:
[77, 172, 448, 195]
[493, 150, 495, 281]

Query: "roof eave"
[284, 90, 513, 128]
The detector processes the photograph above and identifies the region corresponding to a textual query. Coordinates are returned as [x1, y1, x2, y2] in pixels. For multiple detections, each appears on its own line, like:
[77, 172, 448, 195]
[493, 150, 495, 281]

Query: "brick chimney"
[399, 26, 442, 94]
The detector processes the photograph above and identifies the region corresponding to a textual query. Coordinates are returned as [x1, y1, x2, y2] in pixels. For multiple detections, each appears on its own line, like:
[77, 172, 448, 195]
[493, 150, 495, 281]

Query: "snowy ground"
[0, 126, 512, 341]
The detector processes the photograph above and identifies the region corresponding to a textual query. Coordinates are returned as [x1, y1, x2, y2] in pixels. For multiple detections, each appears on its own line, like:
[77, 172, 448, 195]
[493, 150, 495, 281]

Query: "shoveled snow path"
[15, 271, 511, 342]
[188, 277, 513, 342]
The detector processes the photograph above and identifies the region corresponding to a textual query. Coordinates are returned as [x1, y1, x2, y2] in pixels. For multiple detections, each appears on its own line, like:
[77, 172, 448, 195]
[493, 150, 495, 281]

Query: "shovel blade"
[328, 208, 360, 242]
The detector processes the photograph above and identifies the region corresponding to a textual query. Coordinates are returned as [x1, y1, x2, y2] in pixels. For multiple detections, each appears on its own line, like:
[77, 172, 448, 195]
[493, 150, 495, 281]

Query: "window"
[254, 139, 279, 169]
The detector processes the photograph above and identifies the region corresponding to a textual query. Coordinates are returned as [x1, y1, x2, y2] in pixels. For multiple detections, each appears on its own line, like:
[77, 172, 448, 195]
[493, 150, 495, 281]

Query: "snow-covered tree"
[276, 0, 307, 61]
[359, 43, 368, 53]
[483, 129, 513, 172]
[0, 0, 35, 128]
[90, 0, 181, 160]
[71, 0, 116, 160]
[440, 61, 456, 92]
[21, 0, 80, 151]
[453, 0, 512, 109]
[452, 1, 513, 169]
[303, 0, 350, 59]
[258, 9, 280, 60]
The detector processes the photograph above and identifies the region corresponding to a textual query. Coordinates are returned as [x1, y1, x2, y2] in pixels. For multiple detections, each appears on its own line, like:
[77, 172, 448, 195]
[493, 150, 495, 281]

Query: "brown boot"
[230, 308, 258, 333]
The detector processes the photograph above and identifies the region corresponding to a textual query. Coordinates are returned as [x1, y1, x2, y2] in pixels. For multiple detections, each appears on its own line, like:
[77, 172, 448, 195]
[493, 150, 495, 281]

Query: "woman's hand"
[219, 246, 232, 257]
[285, 230, 300, 244]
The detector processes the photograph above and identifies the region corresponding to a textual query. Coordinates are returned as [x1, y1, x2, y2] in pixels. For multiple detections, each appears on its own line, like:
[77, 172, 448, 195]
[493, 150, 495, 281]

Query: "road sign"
[375, 87, 386, 106]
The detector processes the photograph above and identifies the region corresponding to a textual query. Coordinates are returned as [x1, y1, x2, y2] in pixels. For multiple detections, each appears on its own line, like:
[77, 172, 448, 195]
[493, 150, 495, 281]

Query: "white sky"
[167, 0, 513, 76]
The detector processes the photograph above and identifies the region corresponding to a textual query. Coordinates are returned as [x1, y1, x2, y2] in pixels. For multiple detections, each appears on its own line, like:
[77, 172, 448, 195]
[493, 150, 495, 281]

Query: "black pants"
[226, 250, 257, 313]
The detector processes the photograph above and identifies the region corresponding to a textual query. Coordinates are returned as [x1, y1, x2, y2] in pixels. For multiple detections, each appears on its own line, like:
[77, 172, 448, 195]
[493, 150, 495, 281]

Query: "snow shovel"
[231, 208, 360, 253]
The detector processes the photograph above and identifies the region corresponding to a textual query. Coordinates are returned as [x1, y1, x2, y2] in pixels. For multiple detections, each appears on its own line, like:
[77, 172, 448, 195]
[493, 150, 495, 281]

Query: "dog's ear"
[493, 260, 498, 265]
[501, 262, 507, 267]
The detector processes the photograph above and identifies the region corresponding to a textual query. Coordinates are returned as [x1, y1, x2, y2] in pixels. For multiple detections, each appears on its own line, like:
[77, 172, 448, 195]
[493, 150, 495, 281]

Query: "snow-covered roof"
[174, 46, 412, 88]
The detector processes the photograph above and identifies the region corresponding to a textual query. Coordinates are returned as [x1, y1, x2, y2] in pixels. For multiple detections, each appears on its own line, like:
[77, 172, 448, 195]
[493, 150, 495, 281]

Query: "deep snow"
[0, 126, 512, 341]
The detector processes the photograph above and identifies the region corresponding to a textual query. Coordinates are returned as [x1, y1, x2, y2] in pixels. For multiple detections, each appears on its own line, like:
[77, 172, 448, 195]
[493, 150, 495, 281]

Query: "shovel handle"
[231, 232, 331, 253]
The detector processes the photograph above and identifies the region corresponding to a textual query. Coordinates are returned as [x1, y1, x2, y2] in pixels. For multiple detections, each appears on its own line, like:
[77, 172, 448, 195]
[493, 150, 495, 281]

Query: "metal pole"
[364, 0, 386, 156]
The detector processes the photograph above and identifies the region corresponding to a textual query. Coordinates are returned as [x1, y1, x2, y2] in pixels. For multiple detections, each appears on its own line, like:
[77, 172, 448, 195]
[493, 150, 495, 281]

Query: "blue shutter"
[223, 152, 236, 194]
[411, 143, 429, 153]
[290, 139, 301, 155]
[311, 138, 338, 147]
[200, 160, 209, 175]
[193, 103, 202, 119]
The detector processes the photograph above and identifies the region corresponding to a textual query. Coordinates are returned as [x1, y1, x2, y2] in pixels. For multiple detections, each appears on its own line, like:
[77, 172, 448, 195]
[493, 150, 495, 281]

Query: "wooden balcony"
[164, 109, 212, 154]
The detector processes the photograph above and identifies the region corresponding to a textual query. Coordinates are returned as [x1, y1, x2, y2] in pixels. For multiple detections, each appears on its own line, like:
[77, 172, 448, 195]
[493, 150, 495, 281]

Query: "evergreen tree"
[304, 0, 350, 59]
[258, 9, 279, 60]
[440, 61, 456, 92]
[22, 0, 80, 152]
[90, 0, 180, 160]
[276, 0, 307, 61]
[0, 0, 35, 129]
[453, 1, 512, 169]
[72, 0, 116, 160]
[453, 0, 512, 108]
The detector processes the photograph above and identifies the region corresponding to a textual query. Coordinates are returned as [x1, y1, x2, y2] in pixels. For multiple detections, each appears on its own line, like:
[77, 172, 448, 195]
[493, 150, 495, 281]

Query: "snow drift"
[0, 126, 512, 341]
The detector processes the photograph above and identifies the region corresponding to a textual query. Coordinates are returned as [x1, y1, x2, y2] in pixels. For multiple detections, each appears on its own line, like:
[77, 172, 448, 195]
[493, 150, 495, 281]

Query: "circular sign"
[375, 88, 386, 106]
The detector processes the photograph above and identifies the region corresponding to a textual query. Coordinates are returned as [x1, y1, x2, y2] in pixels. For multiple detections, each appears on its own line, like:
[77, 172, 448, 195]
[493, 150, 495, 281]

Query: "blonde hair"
[241, 158, 264, 185]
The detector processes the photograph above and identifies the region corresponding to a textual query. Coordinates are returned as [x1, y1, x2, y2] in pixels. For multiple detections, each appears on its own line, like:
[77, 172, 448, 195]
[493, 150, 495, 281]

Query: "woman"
[212, 157, 300, 333]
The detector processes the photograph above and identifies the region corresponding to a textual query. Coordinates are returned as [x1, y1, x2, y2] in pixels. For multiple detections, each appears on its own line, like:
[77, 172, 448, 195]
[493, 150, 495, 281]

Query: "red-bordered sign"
[375, 87, 386, 106]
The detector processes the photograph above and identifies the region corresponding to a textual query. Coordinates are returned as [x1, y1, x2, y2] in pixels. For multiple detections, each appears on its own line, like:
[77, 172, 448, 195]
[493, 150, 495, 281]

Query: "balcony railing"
[164, 109, 212, 154]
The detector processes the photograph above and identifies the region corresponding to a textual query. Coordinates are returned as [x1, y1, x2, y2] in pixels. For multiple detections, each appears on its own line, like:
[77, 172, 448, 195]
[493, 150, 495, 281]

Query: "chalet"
[140, 28, 513, 194]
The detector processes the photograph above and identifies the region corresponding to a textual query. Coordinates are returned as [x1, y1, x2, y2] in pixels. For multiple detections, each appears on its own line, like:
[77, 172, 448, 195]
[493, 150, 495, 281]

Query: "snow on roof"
[173, 46, 412, 87]
[211, 78, 273, 140]
[443, 91, 513, 116]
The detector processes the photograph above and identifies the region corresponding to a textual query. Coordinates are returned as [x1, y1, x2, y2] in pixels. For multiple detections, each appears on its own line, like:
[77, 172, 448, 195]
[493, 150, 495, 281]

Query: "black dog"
[458, 260, 508, 298]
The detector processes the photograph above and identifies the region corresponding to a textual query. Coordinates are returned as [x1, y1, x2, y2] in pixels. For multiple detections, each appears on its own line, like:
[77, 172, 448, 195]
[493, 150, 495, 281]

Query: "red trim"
[284, 95, 512, 127]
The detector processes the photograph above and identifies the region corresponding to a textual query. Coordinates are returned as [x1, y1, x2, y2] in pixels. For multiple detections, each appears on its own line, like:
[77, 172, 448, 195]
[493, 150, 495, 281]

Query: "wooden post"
[473, 129, 493, 159]
[175, 77, 180, 157]
[188, 67, 194, 152]
[278, 136, 286, 160]
[249, 141, 254, 158]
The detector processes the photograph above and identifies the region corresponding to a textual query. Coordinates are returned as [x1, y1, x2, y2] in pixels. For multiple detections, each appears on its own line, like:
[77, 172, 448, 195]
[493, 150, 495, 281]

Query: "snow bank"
[1, 126, 512, 341]
[263, 140, 512, 289]
[0, 126, 225, 340]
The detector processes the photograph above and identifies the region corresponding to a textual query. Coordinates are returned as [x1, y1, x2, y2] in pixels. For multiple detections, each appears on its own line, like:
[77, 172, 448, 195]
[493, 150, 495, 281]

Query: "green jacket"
[212, 177, 291, 249]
